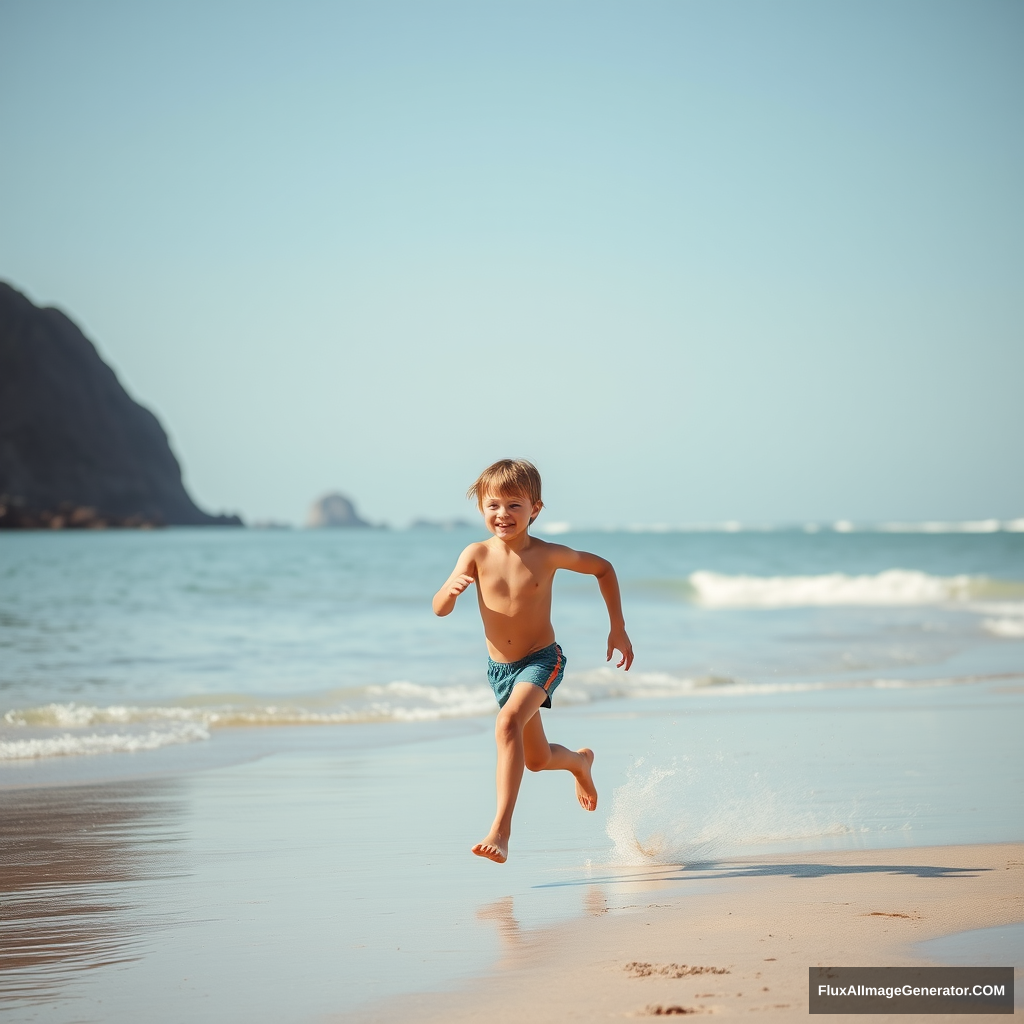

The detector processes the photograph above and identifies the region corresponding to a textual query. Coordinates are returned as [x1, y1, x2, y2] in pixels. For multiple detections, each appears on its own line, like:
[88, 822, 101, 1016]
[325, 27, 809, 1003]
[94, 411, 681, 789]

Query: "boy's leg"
[522, 709, 598, 811]
[472, 682, 549, 864]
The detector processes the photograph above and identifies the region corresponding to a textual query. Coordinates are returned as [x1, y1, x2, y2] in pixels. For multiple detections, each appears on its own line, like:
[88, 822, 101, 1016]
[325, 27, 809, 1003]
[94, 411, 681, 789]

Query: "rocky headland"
[307, 493, 373, 528]
[0, 281, 241, 528]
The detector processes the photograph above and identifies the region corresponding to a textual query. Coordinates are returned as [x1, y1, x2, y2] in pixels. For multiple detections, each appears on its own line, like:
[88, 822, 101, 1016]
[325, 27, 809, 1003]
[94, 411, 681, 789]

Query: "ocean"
[3, 525, 1023, 756]
[1, 524, 1022, 1021]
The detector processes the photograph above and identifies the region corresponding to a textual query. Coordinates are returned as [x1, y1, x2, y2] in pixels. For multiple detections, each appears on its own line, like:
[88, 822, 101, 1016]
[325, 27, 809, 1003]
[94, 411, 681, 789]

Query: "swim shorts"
[487, 643, 566, 709]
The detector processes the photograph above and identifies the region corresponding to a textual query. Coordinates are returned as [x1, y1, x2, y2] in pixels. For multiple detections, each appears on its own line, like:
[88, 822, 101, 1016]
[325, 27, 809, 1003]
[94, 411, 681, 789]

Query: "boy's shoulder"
[457, 539, 491, 562]
[525, 536, 581, 564]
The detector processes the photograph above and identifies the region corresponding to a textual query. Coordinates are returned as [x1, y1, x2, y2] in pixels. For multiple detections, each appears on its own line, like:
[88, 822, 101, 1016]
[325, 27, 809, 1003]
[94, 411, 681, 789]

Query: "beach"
[1, 527, 1022, 1021]
[353, 842, 1023, 1022]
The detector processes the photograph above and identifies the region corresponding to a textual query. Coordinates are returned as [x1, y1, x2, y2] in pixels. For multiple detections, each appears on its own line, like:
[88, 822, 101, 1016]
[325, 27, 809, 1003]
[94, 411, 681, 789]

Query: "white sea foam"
[0, 674, 703, 743]
[688, 569, 990, 608]
[1, 687, 497, 731]
[983, 618, 1024, 639]
[536, 521, 572, 535]
[574, 519, 1024, 533]
[828, 519, 1019, 534]
[0, 723, 210, 760]
[0, 672, 1010, 761]
[875, 519, 1009, 534]
[971, 602, 1024, 638]
[623, 521, 752, 533]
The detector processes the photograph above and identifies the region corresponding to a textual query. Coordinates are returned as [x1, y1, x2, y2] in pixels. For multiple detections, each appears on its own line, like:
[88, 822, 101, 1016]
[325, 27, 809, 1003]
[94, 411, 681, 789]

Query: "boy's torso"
[473, 537, 557, 663]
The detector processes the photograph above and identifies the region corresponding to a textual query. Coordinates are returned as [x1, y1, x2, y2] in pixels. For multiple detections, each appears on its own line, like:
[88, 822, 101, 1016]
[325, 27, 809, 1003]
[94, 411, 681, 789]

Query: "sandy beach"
[354, 842, 1023, 1022]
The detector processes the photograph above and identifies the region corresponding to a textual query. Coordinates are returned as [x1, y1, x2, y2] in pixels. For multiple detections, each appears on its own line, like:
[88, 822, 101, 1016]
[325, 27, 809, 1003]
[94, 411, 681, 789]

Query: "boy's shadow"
[537, 861, 990, 889]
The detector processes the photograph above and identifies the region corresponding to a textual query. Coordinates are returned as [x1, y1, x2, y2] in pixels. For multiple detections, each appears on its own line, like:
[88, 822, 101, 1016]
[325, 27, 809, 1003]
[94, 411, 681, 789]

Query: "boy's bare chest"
[476, 557, 552, 605]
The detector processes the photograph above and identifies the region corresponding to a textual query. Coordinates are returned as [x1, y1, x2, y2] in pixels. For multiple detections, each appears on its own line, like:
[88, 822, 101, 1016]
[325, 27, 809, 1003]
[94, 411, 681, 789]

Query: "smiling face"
[481, 491, 542, 541]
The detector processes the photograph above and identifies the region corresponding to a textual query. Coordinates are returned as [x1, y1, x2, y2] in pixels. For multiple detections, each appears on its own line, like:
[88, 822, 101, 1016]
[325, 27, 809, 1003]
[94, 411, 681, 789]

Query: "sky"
[1, 0, 1021, 527]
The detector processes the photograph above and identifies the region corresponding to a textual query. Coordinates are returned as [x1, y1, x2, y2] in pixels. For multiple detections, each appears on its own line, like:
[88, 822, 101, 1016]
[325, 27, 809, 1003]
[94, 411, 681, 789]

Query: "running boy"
[432, 459, 633, 864]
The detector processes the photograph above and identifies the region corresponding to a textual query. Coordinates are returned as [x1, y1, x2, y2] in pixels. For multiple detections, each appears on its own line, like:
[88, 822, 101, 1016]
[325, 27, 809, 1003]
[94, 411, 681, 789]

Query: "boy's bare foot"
[472, 830, 508, 863]
[574, 748, 598, 811]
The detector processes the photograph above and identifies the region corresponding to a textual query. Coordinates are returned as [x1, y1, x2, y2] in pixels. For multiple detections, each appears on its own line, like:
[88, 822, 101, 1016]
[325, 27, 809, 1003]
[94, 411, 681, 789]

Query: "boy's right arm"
[432, 545, 479, 617]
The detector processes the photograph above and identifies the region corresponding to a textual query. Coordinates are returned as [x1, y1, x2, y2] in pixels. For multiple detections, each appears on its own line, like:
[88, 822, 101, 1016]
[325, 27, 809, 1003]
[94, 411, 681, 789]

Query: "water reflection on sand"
[0, 780, 185, 1006]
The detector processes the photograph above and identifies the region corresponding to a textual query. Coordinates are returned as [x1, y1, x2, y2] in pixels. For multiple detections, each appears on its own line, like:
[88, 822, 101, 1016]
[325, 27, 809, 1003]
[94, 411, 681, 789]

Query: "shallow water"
[916, 923, 1024, 1009]
[917, 921, 1024, 968]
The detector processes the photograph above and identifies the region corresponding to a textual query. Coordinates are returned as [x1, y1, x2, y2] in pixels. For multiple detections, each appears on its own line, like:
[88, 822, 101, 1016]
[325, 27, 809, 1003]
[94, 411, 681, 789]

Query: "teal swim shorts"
[487, 643, 566, 709]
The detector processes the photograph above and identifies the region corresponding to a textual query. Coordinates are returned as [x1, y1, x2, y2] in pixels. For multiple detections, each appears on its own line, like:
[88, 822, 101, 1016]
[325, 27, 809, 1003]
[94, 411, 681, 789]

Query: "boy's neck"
[492, 530, 533, 554]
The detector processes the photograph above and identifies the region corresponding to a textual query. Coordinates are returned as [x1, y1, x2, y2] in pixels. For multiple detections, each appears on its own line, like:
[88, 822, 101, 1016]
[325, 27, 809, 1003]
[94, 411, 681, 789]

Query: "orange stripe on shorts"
[543, 648, 563, 691]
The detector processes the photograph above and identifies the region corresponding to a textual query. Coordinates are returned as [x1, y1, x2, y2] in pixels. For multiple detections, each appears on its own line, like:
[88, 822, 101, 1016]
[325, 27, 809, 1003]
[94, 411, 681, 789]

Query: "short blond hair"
[468, 459, 544, 521]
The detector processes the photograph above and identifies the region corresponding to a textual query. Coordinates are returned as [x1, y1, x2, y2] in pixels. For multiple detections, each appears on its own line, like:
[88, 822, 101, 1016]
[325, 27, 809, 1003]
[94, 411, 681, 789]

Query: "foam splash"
[686, 569, 1022, 608]
[605, 755, 865, 865]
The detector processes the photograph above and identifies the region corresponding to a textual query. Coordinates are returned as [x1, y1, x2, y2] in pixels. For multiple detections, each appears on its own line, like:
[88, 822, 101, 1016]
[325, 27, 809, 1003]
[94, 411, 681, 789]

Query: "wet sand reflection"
[0, 780, 185, 1006]
[476, 896, 522, 949]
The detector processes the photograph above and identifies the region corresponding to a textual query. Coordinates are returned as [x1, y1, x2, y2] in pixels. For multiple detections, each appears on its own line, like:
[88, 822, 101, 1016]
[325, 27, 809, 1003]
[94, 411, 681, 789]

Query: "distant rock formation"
[307, 492, 371, 528]
[0, 281, 242, 528]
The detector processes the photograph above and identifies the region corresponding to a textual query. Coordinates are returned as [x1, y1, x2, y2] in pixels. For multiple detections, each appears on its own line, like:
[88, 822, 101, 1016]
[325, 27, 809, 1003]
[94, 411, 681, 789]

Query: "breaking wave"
[545, 519, 1024, 534]
[0, 722, 210, 761]
[982, 618, 1024, 639]
[686, 569, 1024, 608]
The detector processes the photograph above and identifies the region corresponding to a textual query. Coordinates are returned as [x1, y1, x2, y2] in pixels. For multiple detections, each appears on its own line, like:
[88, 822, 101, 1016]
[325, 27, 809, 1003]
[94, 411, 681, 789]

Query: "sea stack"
[0, 281, 241, 528]
[307, 493, 371, 528]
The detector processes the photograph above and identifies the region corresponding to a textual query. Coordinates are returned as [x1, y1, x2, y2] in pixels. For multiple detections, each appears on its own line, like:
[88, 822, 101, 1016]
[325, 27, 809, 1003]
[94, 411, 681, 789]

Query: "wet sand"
[352, 842, 1024, 1022]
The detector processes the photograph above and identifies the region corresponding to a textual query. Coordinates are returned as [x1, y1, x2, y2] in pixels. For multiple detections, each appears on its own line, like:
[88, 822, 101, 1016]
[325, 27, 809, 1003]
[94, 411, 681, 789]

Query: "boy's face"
[481, 492, 541, 541]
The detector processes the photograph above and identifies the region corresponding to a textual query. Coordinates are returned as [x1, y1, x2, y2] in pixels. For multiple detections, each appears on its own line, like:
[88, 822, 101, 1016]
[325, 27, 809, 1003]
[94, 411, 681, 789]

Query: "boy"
[432, 458, 633, 864]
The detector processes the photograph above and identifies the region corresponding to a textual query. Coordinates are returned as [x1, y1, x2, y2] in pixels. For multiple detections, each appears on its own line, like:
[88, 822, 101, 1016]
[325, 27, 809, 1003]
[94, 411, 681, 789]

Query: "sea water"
[2, 526, 1022, 755]
[1, 525, 1022, 1021]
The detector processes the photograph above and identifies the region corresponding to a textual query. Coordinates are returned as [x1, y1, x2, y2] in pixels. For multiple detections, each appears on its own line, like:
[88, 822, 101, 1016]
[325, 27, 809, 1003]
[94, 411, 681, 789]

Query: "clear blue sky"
[1, 0, 1021, 526]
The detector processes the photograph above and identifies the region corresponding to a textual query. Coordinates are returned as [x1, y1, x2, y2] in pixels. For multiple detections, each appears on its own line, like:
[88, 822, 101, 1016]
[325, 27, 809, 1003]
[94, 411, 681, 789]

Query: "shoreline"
[0, 718, 488, 792]
[348, 841, 1024, 1023]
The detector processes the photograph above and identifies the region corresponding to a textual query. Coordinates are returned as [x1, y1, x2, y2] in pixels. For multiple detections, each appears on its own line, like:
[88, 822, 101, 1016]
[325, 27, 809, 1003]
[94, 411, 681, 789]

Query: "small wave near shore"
[3, 670, 1017, 761]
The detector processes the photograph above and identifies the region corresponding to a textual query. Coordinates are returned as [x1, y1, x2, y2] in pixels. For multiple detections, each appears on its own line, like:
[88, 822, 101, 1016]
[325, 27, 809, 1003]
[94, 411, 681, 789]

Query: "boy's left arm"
[550, 546, 634, 670]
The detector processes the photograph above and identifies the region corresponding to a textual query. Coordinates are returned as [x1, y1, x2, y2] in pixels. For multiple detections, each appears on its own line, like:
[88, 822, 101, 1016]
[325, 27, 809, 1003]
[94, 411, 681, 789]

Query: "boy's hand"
[607, 629, 634, 670]
[448, 574, 475, 598]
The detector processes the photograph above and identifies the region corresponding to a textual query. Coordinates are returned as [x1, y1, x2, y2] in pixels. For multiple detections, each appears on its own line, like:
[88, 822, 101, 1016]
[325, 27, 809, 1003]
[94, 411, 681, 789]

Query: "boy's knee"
[495, 710, 520, 744]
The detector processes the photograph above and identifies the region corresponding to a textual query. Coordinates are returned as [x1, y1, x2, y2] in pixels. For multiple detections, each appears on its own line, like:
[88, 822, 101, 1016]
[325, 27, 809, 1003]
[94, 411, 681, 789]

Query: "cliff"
[0, 282, 241, 527]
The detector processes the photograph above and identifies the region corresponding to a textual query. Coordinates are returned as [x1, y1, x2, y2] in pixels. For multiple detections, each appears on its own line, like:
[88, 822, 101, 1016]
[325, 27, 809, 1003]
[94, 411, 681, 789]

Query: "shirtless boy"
[432, 459, 634, 864]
